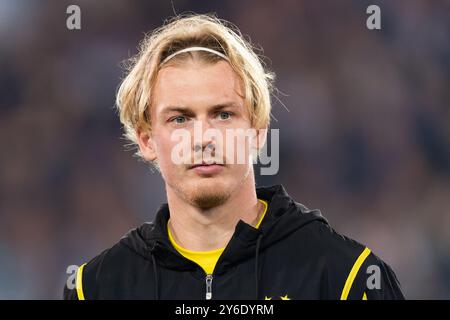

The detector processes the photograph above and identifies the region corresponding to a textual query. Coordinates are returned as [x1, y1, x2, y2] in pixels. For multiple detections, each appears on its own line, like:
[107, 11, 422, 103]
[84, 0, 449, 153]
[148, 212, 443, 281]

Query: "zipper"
[205, 274, 213, 300]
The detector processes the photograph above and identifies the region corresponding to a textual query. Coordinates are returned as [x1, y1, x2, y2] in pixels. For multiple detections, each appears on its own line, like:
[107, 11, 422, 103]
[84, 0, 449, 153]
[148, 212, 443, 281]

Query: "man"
[64, 14, 404, 300]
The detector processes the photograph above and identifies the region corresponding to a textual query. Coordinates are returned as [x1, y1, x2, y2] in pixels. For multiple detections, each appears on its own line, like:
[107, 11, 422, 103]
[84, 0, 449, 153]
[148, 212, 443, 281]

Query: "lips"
[189, 161, 224, 169]
[189, 162, 225, 175]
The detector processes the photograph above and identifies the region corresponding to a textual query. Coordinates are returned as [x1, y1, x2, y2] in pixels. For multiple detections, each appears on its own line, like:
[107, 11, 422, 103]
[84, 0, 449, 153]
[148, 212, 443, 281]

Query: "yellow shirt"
[167, 199, 268, 275]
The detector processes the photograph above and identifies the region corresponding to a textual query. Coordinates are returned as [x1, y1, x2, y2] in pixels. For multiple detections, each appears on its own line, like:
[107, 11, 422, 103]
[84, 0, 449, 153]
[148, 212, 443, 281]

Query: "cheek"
[159, 144, 179, 168]
[152, 132, 179, 167]
[221, 133, 253, 164]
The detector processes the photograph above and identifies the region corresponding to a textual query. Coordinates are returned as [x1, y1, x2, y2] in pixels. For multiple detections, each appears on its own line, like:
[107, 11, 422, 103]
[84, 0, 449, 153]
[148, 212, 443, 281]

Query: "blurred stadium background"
[0, 0, 449, 299]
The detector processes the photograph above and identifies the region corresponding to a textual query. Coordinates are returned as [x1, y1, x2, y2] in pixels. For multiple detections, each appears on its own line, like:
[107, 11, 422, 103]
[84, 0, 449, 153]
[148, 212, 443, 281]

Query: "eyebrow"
[159, 102, 241, 117]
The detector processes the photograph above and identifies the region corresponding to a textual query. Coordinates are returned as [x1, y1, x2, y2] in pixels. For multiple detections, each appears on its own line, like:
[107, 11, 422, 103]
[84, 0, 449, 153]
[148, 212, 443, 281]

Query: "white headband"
[160, 46, 229, 65]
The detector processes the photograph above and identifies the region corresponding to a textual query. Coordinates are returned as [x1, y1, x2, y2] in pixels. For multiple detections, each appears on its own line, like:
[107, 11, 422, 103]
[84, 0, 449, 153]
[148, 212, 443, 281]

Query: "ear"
[136, 128, 157, 162]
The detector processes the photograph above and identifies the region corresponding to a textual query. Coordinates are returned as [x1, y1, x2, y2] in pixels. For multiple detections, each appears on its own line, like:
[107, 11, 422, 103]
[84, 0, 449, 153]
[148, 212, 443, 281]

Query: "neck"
[166, 173, 264, 252]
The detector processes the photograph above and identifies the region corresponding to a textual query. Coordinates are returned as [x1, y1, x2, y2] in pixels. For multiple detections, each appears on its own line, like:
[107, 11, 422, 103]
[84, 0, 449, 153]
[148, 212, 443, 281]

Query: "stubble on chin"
[185, 180, 232, 209]
[169, 164, 252, 210]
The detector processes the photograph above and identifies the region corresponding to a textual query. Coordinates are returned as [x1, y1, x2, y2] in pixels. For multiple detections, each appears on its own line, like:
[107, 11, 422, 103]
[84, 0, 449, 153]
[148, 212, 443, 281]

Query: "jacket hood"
[120, 184, 328, 274]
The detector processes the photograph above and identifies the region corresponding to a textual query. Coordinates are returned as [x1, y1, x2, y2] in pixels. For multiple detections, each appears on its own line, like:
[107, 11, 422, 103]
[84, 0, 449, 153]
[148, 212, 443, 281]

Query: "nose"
[192, 118, 217, 156]
[194, 142, 215, 153]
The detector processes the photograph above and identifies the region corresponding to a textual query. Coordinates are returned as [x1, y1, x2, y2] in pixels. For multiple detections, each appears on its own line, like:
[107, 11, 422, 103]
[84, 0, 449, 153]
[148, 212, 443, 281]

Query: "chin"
[166, 164, 252, 209]
[188, 178, 232, 209]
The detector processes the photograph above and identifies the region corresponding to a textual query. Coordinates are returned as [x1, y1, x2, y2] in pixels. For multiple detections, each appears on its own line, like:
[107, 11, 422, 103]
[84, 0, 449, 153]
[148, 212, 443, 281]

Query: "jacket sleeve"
[346, 249, 405, 300]
[62, 263, 87, 300]
[63, 248, 113, 300]
[363, 253, 405, 300]
[63, 282, 79, 300]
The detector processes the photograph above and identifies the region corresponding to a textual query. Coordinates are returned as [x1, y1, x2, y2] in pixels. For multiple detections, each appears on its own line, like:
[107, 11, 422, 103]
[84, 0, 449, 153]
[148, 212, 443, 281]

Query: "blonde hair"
[115, 13, 275, 160]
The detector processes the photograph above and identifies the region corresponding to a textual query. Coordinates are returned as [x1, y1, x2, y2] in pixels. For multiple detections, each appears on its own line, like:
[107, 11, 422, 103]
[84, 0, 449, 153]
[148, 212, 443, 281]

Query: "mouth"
[189, 161, 224, 169]
[189, 162, 225, 175]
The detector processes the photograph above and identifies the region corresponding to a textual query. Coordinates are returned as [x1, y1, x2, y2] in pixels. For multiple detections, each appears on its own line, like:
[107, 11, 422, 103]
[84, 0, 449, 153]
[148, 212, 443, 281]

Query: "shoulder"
[300, 220, 368, 266]
[295, 220, 404, 299]
[67, 240, 147, 300]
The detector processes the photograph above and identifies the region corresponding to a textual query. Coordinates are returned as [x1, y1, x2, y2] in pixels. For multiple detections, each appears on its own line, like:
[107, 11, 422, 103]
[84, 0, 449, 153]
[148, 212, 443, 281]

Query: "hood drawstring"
[254, 233, 264, 300]
[148, 242, 160, 300]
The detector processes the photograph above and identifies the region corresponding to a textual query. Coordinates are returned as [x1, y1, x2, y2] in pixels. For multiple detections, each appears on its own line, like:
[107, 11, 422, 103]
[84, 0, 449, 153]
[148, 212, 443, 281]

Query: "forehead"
[152, 60, 244, 113]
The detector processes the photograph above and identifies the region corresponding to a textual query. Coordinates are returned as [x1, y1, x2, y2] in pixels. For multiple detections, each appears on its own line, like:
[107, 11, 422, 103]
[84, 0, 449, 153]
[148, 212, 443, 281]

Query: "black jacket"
[64, 185, 405, 300]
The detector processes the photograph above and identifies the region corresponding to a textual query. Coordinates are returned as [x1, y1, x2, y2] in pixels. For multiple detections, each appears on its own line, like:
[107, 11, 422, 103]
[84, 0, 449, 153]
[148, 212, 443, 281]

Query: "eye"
[218, 111, 231, 120]
[171, 115, 187, 124]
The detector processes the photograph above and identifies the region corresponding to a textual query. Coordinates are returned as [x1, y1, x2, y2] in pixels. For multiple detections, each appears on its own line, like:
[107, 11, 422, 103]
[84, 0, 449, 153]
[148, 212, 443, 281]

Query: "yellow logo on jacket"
[264, 294, 290, 300]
